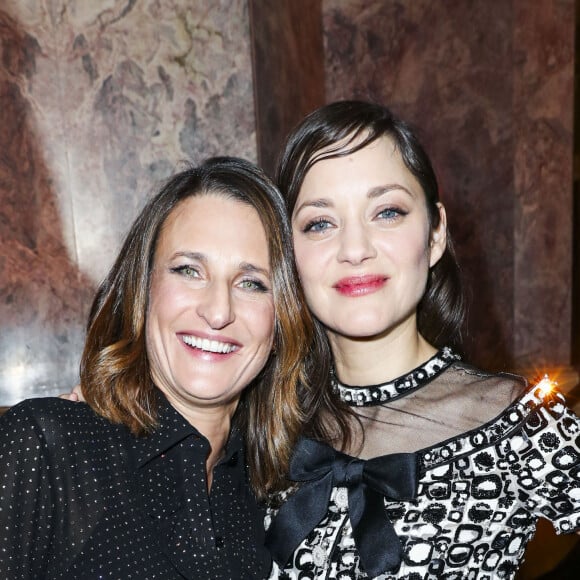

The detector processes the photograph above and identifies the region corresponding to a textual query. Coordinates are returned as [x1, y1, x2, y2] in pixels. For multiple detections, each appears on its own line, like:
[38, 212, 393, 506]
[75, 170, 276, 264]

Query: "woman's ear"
[429, 203, 447, 268]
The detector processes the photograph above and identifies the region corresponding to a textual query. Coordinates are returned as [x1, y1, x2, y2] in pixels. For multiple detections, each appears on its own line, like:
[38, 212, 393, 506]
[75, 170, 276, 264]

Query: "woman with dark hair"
[0, 156, 314, 579]
[265, 101, 580, 579]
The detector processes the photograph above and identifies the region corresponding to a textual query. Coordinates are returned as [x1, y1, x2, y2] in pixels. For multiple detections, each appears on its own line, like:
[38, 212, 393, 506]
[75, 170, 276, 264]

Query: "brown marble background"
[0, 0, 256, 405]
[323, 0, 574, 373]
[249, 0, 325, 177]
[1, 0, 576, 407]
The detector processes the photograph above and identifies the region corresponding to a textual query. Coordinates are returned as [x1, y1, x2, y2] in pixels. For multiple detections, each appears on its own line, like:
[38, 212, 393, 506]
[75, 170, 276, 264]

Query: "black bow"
[266, 438, 418, 577]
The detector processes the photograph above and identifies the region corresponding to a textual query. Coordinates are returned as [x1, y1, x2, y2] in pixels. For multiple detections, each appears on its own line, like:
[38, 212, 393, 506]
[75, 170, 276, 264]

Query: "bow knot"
[266, 438, 418, 577]
[333, 456, 364, 486]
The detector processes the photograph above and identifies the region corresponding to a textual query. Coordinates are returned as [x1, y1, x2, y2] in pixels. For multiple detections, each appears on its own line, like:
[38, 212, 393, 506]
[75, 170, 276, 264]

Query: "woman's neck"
[328, 321, 437, 386]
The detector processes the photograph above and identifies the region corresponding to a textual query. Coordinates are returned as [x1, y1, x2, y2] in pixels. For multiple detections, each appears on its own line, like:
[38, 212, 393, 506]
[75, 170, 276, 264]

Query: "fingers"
[58, 385, 83, 402]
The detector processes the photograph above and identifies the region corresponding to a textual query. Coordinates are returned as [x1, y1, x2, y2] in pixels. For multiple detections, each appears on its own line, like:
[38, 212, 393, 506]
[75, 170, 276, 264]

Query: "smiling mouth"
[181, 335, 238, 354]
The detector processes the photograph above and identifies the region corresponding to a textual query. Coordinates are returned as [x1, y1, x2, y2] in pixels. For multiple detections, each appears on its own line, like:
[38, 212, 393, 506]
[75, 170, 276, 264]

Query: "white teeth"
[182, 335, 236, 353]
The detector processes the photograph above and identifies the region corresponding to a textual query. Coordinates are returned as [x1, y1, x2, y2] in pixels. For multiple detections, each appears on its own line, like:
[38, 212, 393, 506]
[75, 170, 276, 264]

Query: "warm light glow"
[536, 374, 557, 395]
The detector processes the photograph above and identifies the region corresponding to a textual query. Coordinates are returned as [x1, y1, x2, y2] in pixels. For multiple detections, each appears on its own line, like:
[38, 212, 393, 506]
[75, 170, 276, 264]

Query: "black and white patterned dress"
[266, 349, 580, 579]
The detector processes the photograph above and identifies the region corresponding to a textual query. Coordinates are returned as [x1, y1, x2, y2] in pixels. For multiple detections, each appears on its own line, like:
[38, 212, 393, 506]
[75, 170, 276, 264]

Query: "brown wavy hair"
[81, 156, 314, 498]
[276, 100, 466, 448]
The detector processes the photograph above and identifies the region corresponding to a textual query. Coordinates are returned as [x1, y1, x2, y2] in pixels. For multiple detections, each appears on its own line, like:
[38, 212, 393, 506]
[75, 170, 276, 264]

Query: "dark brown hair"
[81, 156, 314, 497]
[276, 100, 466, 447]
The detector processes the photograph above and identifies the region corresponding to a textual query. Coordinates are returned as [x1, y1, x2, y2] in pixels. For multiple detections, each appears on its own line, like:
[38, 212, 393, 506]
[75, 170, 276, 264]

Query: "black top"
[0, 395, 270, 579]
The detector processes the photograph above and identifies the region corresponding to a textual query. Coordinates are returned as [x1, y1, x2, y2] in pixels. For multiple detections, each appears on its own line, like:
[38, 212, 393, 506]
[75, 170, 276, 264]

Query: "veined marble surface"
[323, 0, 574, 371]
[0, 0, 256, 405]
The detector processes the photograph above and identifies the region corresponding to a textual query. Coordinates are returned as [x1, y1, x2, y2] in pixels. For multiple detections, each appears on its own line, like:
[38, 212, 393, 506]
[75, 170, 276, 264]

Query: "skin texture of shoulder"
[352, 359, 532, 457]
[446, 359, 528, 407]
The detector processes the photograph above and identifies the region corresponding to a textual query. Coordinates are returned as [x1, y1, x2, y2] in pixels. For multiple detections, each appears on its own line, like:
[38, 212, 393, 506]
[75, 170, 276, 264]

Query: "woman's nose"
[336, 221, 377, 265]
[196, 283, 235, 329]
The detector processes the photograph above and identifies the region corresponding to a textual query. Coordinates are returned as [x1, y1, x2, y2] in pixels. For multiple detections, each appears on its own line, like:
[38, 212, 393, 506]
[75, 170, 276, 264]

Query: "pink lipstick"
[334, 275, 387, 297]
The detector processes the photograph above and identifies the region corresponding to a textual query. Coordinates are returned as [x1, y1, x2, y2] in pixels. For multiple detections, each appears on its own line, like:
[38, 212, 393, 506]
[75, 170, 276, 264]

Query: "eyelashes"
[300, 206, 409, 234]
[238, 279, 269, 293]
[170, 264, 199, 278]
[169, 264, 270, 293]
[302, 218, 332, 233]
[377, 207, 408, 220]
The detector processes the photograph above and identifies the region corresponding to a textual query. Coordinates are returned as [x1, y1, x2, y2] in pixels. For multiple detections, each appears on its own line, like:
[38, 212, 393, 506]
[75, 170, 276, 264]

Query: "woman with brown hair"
[0, 156, 314, 579]
[265, 101, 580, 579]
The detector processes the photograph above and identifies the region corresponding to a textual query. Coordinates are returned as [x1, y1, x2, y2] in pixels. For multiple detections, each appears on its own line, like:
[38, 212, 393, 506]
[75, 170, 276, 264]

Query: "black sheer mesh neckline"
[331, 347, 461, 407]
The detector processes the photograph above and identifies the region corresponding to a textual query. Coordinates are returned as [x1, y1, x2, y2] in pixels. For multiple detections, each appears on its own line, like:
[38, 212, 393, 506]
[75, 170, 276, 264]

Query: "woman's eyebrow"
[171, 251, 206, 262]
[239, 262, 270, 277]
[294, 183, 417, 217]
[170, 252, 270, 277]
[367, 184, 415, 199]
[293, 197, 333, 216]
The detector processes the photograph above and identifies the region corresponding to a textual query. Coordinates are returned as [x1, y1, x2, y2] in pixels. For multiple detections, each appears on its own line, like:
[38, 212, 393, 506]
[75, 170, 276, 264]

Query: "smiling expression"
[292, 136, 446, 344]
[146, 194, 275, 418]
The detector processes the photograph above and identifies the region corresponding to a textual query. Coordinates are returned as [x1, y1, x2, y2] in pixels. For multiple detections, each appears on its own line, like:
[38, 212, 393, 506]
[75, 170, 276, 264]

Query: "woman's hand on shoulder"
[59, 384, 86, 402]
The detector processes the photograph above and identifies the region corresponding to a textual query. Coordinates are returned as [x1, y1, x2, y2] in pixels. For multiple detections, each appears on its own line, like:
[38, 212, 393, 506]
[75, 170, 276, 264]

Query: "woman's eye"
[377, 207, 407, 221]
[303, 218, 332, 233]
[171, 265, 199, 278]
[239, 279, 269, 293]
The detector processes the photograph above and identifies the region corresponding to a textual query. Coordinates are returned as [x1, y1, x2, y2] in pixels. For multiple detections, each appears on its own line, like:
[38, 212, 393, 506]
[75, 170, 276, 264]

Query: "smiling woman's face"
[146, 193, 275, 419]
[291, 136, 446, 343]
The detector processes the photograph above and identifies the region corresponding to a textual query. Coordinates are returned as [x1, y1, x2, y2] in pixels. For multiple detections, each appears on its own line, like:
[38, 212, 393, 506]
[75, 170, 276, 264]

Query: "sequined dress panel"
[267, 350, 580, 579]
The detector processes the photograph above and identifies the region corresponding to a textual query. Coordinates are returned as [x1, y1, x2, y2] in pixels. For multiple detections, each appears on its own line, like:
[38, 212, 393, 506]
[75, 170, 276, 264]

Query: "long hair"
[81, 156, 314, 497]
[276, 100, 466, 447]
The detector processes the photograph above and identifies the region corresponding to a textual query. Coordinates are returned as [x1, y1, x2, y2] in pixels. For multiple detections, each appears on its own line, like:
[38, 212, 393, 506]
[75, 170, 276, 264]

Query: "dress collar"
[332, 347, 461, 407]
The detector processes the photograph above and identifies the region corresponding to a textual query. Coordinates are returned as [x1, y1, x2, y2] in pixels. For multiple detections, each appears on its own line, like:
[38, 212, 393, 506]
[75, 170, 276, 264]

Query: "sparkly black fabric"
[0, 396, 270, 579]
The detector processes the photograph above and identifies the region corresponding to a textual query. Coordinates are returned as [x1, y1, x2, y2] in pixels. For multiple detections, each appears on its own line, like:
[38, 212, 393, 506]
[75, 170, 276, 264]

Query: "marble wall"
[249, 0, 325, 177]
[0, 0, 256, 405]
[323, 0, 575, 372]
[1, 0, 575, 405]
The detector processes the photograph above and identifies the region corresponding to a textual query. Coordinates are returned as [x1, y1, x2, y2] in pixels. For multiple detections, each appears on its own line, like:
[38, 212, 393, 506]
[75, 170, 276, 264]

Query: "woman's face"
[291, 136, 446, 343]
[146, 194, 275, 418]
